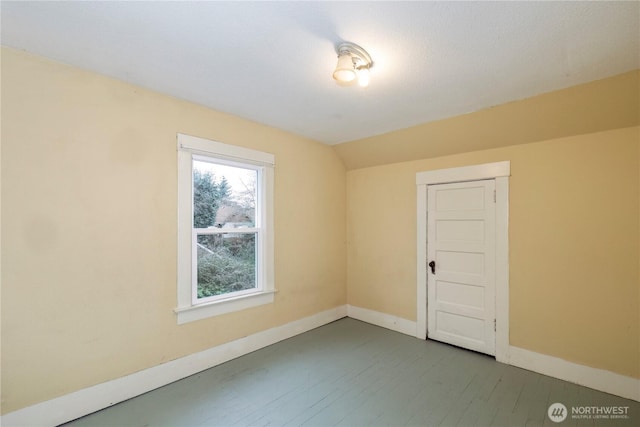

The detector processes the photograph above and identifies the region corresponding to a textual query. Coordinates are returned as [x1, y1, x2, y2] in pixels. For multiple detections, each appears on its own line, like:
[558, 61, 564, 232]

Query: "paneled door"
[427, 180, 496, 355]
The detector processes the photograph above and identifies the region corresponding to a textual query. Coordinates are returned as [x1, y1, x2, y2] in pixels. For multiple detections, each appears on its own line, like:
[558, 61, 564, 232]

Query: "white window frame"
[175, 133, 275, 324]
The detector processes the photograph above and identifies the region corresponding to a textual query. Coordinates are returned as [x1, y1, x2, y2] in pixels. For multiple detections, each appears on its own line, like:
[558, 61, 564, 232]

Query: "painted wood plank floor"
[63, 318, 639, 427]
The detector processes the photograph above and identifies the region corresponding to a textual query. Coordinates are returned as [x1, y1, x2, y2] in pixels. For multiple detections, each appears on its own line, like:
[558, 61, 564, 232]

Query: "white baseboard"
[508, 346, 640, 402]
[346, 305, 639, 402]
[1, 305, 348, 427]
[5, 306, 637, 426]
[347, 304, 417, 337]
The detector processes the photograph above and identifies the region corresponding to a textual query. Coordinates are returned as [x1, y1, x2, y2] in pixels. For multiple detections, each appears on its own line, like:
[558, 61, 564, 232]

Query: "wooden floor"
[64, 318, 638, 427]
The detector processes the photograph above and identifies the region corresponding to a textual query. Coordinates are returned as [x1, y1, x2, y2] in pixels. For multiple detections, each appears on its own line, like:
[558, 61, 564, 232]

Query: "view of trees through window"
[193, 159, 257, 299]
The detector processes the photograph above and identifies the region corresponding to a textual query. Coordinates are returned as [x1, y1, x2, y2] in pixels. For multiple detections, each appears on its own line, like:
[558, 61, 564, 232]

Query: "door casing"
[416, 161, 510, 363]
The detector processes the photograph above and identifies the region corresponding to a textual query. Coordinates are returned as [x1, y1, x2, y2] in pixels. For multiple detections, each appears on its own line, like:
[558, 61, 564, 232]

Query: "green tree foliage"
[193, 170, 230, 228]
[197, 235, 256, 298]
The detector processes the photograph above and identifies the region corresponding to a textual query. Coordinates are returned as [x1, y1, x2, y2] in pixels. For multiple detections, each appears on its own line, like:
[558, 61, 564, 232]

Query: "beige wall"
[0, 48, 347, 413]
[347, 127, 640, 379]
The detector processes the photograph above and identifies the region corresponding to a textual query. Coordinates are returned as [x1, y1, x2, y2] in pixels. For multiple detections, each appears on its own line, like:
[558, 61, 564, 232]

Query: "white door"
[427, 180, 496, 355]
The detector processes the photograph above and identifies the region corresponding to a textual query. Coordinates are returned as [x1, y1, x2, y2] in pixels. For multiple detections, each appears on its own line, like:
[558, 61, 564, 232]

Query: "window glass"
[192, 159, 257, 228]
[196, 233, 256, 298]
[193, 159, 259, 301]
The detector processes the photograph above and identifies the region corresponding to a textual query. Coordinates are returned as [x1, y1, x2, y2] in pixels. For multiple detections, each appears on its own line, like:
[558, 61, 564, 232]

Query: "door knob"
[428, 260, 435, 274]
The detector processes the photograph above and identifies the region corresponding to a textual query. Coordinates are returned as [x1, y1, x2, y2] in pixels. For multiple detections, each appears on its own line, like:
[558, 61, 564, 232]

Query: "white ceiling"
[2, 1, 638, 145]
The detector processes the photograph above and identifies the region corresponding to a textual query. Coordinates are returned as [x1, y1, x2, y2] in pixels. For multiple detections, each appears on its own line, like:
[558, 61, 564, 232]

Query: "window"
[175, 134, 274, 324]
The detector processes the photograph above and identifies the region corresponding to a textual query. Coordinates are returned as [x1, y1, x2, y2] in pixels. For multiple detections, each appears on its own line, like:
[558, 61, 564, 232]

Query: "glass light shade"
[333, 54, 356, 83]
[357, 68, 370, 87]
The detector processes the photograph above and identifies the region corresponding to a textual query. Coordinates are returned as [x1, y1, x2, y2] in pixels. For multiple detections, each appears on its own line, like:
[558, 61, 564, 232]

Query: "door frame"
[416, 161, 510, 363]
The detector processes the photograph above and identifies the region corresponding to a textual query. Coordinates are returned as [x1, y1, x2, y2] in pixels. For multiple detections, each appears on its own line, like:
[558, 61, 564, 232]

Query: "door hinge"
[494, 319, 496, 332]
[493, 190, 496, 203]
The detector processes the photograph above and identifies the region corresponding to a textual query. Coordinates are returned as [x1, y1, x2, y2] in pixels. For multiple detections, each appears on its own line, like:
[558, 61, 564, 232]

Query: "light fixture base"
[336, 42, 373, 69]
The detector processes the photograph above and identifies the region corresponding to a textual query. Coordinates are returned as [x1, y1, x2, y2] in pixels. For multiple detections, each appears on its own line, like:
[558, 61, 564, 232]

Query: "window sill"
[174, 290, 276, 325]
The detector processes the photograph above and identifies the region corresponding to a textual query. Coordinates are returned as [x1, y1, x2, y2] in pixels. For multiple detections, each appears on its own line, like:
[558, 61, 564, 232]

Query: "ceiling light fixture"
[332, 42, 373, 87]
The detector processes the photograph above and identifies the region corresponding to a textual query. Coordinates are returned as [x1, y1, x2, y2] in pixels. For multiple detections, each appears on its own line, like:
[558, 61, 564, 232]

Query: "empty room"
[1, 1, 639, 426]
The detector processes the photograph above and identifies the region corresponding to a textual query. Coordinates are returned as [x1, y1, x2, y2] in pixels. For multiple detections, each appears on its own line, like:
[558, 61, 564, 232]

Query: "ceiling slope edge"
[334, 70, 640, 171]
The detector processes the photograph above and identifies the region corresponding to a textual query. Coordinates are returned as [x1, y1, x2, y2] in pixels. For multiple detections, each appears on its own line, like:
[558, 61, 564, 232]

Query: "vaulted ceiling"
[2, 1, 638, 145]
